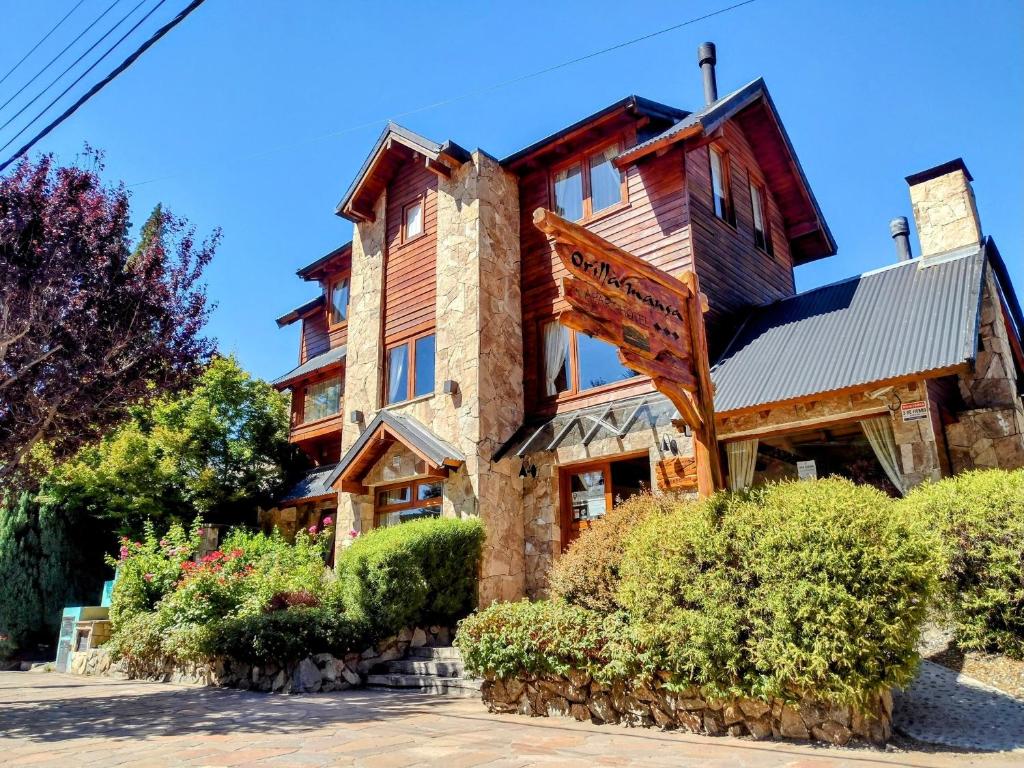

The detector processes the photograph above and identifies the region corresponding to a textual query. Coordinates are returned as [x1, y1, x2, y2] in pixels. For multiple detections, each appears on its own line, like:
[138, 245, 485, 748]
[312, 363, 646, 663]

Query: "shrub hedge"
[900, 469, 1024, 658]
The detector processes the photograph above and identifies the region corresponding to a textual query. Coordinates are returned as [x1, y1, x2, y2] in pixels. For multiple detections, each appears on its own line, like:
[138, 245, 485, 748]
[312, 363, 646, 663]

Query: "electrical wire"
[0, 0, 207, 172]
[0, 0, 86, 89]
[0, 0, 126, 117]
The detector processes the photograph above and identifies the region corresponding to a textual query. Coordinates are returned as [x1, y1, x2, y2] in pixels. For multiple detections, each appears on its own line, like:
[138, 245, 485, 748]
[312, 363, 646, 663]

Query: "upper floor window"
[386, 332, 435, 405]
[708, 146, 733, 224]
[552, 142, 625, 222]
[403, 197, 424, 241]
[303, 376, 342, 423]
[542, 320, 639, 398]
[328, 275, 349, 326]
[749, 180, 773, 255]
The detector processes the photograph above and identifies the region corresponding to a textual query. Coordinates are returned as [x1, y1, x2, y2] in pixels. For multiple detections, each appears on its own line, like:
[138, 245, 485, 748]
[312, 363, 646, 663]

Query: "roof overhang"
[275, 295, 325, 328]
[297, 242, 352, 282]
[615, 78, 836, 265]
[327, 410, 464, 494]
[336, 122, 471, 223]
[271, 344, 346, 389]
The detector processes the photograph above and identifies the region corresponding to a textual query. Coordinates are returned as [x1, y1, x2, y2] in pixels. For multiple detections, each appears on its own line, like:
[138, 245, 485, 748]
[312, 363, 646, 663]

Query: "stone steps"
[366, 673, 482, 697]
[366, 645, 480, 698]
[376, 659, 464, 677]
[406, 646, 462, 661]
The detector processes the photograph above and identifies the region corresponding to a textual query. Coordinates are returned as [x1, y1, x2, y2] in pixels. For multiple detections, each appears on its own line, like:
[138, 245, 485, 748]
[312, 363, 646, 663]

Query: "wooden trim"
[383, 329, 436, 405]
[373, 477, 444, 526]
[400, 194, 426, 243]
[614, 122, 701, 168]
[718, 407, 890, 442]
[707, 143, 735, 226]
[327, 272, 351, 330]
[557, 450, 650, 550]
[548, 138, 627, 225]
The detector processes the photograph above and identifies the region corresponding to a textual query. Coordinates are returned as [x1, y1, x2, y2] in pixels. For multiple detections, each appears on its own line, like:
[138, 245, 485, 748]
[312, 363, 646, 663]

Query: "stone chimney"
[905, 158, 982, 258]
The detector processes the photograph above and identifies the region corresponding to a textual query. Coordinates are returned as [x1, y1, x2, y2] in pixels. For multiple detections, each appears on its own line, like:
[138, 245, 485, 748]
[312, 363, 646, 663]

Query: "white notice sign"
[796, 460, 817, 481]
[901, 401, 928, 422]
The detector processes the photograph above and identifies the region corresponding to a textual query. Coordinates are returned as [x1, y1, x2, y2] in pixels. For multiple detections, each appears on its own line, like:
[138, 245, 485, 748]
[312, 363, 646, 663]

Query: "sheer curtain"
[726, 439, 758, 491]
[543, 322, 569, 396]
[387, 347, 407, 404]
[861, 417, 905, 495]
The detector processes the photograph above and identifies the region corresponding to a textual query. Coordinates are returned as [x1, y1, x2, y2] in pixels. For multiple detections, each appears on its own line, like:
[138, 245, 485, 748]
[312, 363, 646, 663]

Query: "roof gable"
[336, 123, 470, 222]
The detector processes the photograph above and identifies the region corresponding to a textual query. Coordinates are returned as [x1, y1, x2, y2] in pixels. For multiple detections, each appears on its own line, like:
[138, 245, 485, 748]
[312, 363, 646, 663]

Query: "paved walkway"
[894, 660, 1024, 753]
[2, 672, 1022, 768]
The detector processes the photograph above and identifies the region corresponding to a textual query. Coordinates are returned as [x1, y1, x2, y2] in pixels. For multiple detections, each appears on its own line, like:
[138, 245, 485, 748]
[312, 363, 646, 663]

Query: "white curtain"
[387, 347, 406, 404]
[726, 439, 758, 491]
[861, 417, 905, 496]
[543, 322, 569, 396]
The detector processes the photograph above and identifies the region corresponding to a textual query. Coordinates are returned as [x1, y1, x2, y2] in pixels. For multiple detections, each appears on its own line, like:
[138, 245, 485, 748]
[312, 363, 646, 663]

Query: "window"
[403, 198, 423, 241]
[385, 332, 435, 404]
[708, 146, 733, 224]
[749, 180, 773, 255]
[375, 479, 442, 527]
[328, 275, 349, 326]
[542, 320, 638, 398]
[552, 142, 625, 222]
[303, 376, 342, 422]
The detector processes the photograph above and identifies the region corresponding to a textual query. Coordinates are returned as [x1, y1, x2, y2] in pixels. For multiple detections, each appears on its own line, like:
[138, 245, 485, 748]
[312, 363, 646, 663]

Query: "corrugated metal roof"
[711, 247, 985, 413]
[271, 345, 346, 388]
[278, 463, 339, 504]
[275, 294, 324, 328]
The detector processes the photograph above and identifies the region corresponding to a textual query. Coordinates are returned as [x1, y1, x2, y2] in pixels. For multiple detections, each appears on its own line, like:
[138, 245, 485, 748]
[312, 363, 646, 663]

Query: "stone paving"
[2, 672, 1023, 768]
[894, 660, 1024, 753]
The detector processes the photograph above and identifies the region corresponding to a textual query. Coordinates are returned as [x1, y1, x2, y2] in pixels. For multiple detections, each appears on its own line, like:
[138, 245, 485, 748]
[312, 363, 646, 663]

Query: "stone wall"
[908, 165, 982, 258]
[481, 671, 893, 746]
[945, 265, 1024, 471]
[258, 499, 336, 541]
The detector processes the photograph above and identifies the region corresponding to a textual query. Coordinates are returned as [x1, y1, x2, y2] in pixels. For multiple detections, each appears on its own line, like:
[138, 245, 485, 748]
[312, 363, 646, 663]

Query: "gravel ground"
[927, 647, 1024, 700]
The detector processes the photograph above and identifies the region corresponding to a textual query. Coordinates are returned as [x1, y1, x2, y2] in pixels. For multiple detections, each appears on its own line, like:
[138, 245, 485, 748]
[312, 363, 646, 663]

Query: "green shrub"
[338, 517, 485, 635]
[457, 599, 622, 680]
[213, 607, 367, 664]
[901, 469, 1024, 658]
[105, 611, 165, 666]
[550, 493, 668, 613]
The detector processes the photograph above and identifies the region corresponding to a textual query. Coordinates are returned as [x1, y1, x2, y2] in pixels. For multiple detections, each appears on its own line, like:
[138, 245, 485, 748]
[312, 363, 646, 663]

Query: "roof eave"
[275, 295, 325, 328]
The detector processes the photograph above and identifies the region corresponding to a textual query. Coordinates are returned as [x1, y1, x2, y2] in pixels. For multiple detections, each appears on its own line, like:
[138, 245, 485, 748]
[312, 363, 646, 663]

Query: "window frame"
[300, 374, 343, 425]
[384, 330, 436, 406]
[374, 478, 443, 527]
[707, 144, 735, 226]
[401, 194, 426, 243]
[748, 177, 774, 256]
[548, 139, 628, 224]
[327, 272, 351, 330]
[540, 320, 641, 402]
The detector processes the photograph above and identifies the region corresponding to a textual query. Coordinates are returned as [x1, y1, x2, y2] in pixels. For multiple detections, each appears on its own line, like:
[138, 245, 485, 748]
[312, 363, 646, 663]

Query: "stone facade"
[258, 499, 336, 541]
[480, 671, 893, 746]
[945, 265, 1024, 471]
[909, 165, 982, 258]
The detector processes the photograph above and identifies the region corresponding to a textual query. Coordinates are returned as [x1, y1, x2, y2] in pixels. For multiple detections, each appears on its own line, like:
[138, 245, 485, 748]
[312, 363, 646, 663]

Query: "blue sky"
[1, 0, 1021, 382]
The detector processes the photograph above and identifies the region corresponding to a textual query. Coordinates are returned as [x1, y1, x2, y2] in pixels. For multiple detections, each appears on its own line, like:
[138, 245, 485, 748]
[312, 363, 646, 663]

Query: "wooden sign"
[533, 207, 723, 496]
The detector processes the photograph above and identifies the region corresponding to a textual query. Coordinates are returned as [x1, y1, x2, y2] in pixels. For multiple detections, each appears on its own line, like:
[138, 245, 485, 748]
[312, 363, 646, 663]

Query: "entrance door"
[559, 454, 650, 549]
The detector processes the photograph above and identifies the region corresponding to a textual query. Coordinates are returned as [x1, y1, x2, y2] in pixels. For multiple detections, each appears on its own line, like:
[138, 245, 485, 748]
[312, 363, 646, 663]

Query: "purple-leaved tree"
[0, 154, 219, 484]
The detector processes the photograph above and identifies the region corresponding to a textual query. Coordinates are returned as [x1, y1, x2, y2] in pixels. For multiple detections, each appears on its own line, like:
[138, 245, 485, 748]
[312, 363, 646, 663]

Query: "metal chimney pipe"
[889, 216, 913, 261]
[697, 42, 718, 105]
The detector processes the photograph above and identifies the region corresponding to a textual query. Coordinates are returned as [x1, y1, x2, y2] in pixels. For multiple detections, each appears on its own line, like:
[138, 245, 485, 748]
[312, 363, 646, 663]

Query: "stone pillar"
[906, 159, 982, 258]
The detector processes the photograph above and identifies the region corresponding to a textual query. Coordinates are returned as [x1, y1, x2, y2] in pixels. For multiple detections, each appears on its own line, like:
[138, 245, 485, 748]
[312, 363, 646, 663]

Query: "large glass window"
[376, 479, 442, 527]
[303, 376, 342, 422]
[551, 141, 624, 222]
[385, 332, 435, 404]
[709, 146, 732, 223]
[329, 276, 349, 326]
[542, 321, 638, 398]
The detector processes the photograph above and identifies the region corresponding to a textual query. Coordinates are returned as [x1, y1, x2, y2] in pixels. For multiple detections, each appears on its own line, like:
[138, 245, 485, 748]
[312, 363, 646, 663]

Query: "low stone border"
[481, 672, 893, 746]
[68, 624, 454, 694]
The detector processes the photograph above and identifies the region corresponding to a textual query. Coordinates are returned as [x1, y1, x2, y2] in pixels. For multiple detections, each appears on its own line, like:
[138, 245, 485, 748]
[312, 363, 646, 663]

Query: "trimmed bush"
[338, 517, 485, 635]
[549, 493, 669, 613]
[901, 469, 1024, 658]
[213, 608, 367, 665]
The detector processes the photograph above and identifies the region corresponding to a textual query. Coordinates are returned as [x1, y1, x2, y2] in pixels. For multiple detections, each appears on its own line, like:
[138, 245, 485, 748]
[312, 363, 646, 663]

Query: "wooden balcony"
[289, 411, 344, 445]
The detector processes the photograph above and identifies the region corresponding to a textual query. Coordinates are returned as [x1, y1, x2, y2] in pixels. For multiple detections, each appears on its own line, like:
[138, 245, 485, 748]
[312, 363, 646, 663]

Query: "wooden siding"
[519, 131, 693, 415]
[685, 121, 796, 355]
[383, 158, 438, 345]
[300, 312, 329, 363]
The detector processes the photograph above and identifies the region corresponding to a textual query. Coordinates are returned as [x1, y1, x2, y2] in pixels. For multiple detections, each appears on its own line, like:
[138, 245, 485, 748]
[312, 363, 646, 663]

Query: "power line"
[0, 0, 86, 89]
[128, 0, 760, 188]
[0, 0, 153, 136]
[0, 0, 207, 172]
[0, 0, 126, 118]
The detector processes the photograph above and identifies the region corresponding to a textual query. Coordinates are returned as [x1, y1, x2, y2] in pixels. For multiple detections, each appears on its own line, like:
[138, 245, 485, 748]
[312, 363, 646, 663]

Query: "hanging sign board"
[900, 401, 928, 422]
[796, 460, 817, 481]
[533, 207, 722, 496]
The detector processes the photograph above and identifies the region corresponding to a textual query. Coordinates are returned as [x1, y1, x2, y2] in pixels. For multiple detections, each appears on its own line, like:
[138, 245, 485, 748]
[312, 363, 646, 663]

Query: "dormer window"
[552, 141, 625, 222]
[403, 197, 424, 241]
[709, 145, 734, 224]
[328, 275, 349, 326]
[749, 180, 773, 255]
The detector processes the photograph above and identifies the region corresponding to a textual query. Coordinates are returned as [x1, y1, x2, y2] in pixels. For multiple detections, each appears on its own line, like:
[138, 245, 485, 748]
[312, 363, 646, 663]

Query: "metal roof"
[296, 242, 352, 281]
[271, 344, 346, 388]
[325, 409, 465, 489]
[277, 463, 339, 505]
[711, 246, 986, 413]
[275, 295, 324, 328]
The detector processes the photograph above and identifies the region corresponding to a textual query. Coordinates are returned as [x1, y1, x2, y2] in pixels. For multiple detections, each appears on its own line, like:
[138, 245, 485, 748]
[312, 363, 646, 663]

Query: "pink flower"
[322, 516, 334, 526]
[119, 546, 130, 560]
[348, 529, 360, 539]
[159, 538, 169, 547]
[307, 525, 318, 534]
[143, 573, 154, 582]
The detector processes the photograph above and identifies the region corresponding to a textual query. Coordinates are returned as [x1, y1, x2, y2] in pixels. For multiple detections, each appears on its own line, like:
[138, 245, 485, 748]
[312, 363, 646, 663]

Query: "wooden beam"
[614, 122, 702, 169]
[424, 156, 452, 178]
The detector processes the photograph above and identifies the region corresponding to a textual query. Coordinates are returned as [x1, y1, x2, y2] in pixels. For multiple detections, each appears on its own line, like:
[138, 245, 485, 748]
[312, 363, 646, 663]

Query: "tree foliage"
[0, 154, 218, 483]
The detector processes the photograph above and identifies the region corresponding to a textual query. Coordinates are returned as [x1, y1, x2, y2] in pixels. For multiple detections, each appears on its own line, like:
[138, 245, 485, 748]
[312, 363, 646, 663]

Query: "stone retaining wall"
[68, 624, 454, 694]
[481, 672, 893, 746]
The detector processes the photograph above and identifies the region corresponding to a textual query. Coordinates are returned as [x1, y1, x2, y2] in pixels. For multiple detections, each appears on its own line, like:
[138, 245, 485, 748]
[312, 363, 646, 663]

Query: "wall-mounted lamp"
[660, 435, 680, 455]
[442, 379, 459, 395]
[518, 460, 537, 479]
[349, 410, 363, 424]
